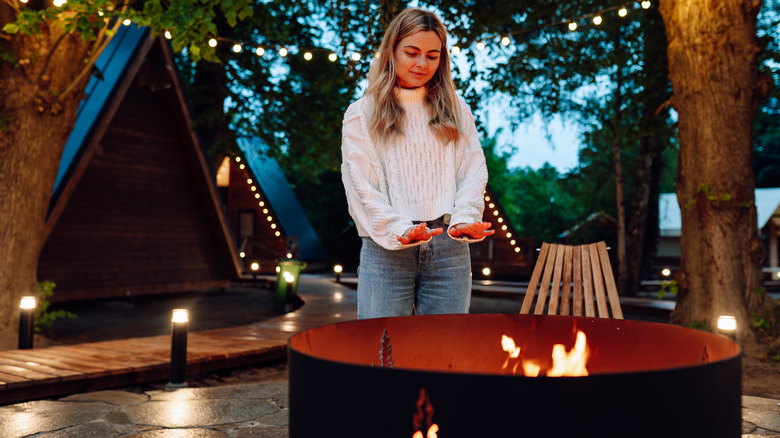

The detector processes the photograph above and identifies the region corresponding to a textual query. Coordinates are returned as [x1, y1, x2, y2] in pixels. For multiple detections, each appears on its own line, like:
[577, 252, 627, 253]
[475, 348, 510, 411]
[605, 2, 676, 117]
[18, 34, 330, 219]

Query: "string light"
[52, 0, 66, 6]
[230, 155, 284, 261]
[164, 30, 172, 39]
[184, 1, 649, 72]
[122, 18, 131, 26]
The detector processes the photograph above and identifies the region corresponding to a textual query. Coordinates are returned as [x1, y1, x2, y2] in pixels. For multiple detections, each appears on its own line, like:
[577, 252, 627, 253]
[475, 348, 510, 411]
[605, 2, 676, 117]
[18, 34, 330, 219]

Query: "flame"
[412, 388, 438, 437]
[412, 424, 438, 438]
[501, 330, 590, 377]
[547, 330, 589, 377]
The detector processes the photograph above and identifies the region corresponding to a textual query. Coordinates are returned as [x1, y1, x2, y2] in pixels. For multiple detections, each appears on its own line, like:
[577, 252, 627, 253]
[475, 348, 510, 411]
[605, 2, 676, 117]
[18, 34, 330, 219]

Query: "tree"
[426, 0, 675, 297]
[0, 0, 252, 349]
[658, 0, 777, 354]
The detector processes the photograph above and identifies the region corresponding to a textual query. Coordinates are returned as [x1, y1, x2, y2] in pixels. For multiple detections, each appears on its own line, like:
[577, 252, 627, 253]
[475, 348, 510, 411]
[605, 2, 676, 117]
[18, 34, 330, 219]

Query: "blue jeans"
[357, 226, 472, 319]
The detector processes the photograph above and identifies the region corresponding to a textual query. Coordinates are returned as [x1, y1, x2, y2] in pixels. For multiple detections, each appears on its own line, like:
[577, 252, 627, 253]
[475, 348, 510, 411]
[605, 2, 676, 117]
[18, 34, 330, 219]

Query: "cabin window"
[238, 210, 256, 240]
[216, 156, 231, 187]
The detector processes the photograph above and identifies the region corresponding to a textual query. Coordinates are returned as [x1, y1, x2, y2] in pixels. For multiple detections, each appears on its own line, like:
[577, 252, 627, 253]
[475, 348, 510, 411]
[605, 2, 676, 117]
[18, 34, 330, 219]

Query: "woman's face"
[393, 30, 442, 89]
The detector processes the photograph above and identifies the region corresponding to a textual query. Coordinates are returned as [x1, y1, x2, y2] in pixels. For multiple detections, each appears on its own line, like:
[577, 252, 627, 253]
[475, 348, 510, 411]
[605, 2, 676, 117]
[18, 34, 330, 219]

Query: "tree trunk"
[0, 14, 92, 348]
[625, 134, 654, 297]
[659, 0, 776, 355]
[612, 55, 628, 297]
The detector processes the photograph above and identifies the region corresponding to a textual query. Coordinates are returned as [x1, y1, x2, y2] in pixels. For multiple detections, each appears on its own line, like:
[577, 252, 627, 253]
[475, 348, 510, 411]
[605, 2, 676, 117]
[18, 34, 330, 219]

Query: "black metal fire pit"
[288, 314, 741, 437]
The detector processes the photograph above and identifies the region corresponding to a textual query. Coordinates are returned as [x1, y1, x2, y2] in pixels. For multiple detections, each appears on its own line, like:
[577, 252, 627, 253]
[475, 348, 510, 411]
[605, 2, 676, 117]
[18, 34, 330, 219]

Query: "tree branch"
[654, 98, 672, 116]
[2, 0, 21, 15]
[57, 17, 122, 101]
[35, 30, 68, 85]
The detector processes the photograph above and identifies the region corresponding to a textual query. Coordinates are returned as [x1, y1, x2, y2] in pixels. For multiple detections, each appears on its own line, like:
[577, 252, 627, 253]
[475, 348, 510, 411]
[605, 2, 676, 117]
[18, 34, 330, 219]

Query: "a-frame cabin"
[214, 138, 329, 274]
[38, 25, 242, 302]
[471, 187, 534, 280]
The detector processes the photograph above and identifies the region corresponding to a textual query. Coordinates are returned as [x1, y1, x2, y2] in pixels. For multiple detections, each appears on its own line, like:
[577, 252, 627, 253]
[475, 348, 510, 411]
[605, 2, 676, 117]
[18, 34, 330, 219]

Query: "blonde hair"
[366, 8, 463, 143]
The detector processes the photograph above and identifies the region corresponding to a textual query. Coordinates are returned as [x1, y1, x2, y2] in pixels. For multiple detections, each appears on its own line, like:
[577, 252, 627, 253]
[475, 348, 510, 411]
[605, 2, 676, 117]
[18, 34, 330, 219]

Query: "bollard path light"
[250, 261, 260, 287]
[168, 308, 189, 388]
[18, 296, 36, 350]
[333, 264, 343, 283]
[717, 315, 737, 341]
[284, 271, 295, 312]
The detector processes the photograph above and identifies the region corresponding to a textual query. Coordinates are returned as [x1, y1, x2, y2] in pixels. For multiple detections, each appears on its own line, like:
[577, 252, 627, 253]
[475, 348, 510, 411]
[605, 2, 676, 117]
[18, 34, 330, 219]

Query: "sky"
[485, 108, 582, 173]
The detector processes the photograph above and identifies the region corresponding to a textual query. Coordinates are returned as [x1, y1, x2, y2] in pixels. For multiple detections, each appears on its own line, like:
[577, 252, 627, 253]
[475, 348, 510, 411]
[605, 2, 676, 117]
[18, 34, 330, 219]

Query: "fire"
[501, 335, 521, 373]
[412, 424, 438, 438]
[412, 388, 438, 438]
[548, 330, 589, 377]
[501, 330, 590, 377]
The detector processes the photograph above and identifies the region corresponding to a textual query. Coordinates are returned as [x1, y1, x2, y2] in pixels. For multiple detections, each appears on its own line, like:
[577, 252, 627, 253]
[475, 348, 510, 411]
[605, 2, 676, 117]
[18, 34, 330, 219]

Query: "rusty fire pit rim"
[288, 313, 741, 376]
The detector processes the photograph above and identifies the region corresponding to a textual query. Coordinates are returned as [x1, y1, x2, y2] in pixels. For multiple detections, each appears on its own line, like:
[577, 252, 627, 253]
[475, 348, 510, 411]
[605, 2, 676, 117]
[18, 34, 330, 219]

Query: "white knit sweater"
[341, 86, 488, 250]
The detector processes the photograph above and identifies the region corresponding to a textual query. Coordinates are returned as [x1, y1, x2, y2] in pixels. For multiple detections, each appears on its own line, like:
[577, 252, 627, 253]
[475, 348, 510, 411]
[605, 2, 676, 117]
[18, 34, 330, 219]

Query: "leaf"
[2, 23, 20, 34]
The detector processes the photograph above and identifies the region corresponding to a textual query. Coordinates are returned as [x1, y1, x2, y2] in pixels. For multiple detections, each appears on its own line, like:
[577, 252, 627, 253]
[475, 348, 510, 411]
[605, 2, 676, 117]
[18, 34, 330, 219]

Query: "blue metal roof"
[52, 25, 150, 200]
[237, 137, 328, 262]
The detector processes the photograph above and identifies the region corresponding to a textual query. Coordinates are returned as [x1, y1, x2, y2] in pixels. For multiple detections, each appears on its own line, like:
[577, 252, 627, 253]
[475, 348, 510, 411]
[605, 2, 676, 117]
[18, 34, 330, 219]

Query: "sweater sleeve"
[340, 101, 424, 250]
[448, 99, 489, 242]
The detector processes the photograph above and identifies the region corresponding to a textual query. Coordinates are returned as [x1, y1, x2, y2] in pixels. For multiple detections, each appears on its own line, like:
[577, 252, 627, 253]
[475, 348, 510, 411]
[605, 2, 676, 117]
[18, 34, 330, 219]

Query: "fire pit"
[288, 314, 741, 437]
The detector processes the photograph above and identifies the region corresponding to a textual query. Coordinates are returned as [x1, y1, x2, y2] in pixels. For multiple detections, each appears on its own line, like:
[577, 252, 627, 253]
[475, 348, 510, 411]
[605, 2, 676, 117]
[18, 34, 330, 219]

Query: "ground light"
[717, 315, 737, 341]
[333, 264, 343, 283]
[18, 296, 36, 349]
[250, 262, 260, 287]
[167, 309, 189, 389]
[283, 272, 296, 312]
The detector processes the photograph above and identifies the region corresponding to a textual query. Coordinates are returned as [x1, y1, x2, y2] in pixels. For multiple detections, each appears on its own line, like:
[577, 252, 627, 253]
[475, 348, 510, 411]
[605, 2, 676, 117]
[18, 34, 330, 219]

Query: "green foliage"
[2, 0, 254, 63]
[755, 286, 767, 299]
[657, 280, 678, 299]
[0, 116, 14, 132]
[687, 321, 711, 332]
[34, 281, 76, 335]
[751, 311, 771, 331]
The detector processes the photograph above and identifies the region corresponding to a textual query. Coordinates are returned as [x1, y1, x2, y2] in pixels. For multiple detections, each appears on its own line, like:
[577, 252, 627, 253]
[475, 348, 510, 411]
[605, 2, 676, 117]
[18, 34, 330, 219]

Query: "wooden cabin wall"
[226, 163, 287, 274]
[38, 81, 231, 302]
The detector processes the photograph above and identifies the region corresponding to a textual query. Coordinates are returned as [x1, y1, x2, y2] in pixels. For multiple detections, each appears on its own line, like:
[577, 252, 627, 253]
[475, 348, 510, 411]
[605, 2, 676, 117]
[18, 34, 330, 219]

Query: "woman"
[341, 8, 493, 319]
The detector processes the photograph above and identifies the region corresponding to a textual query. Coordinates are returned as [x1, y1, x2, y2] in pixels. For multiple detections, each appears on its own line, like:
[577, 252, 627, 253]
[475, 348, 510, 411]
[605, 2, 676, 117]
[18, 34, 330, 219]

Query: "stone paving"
[0, 379, 778, 437]
[0, 380, 289, 438]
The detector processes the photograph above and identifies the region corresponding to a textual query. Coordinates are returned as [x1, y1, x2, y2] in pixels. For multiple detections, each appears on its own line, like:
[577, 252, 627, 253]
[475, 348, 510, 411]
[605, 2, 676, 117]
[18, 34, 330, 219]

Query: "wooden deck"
[0, 275, 357, 405]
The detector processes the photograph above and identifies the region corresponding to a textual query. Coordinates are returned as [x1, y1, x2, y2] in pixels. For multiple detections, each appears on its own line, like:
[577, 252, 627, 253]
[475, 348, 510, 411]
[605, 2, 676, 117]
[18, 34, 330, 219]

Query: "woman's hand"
[448, 222, 495, 239]
[397, 222, 444, 245]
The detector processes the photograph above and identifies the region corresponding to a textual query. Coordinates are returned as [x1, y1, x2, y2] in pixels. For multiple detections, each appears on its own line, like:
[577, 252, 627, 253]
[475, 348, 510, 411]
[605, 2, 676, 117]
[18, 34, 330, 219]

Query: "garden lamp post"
[169, 308, 189, 387]
[18, 296, 36, 350]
